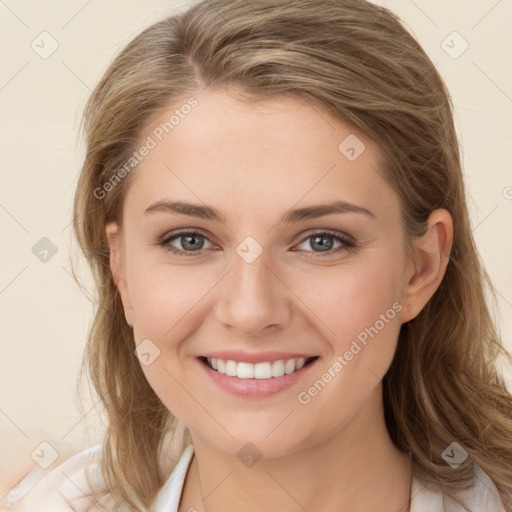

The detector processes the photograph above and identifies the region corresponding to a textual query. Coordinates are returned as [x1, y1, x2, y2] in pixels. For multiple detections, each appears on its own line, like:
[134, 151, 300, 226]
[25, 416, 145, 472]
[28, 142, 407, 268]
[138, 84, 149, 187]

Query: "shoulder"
[456, 464, 507, 512]
[411, 463, 506, 512]
[5, 445, 106, 512]
[7, 443, 196, 512]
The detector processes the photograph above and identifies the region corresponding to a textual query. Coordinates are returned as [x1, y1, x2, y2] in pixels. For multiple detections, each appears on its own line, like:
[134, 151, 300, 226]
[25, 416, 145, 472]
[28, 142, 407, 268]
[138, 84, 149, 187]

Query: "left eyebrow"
[280, 200, 376, 223]
[143, 199, 376, 223]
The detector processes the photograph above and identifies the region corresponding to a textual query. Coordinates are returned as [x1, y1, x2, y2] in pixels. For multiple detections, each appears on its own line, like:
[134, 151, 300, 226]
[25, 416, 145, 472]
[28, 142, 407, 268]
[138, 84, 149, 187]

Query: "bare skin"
[106, 88, 452, 512]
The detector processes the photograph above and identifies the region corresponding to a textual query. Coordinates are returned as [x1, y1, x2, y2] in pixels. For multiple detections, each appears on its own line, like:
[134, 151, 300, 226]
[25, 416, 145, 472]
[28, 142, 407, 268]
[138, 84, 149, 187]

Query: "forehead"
[123, 88, 399, 223]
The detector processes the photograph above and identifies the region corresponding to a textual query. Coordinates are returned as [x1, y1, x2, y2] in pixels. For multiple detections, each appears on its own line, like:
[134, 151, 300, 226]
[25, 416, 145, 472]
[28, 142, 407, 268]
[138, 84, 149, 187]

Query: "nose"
[214, 250, 292, 337]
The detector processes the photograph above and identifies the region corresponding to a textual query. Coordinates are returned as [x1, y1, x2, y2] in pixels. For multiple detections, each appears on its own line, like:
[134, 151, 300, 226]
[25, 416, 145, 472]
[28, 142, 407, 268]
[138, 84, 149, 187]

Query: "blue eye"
[158, 229, 356, 258]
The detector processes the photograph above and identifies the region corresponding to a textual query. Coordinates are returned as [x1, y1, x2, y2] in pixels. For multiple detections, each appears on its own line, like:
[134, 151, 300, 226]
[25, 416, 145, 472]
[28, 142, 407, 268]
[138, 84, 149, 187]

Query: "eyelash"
[157, 229, 356, 258]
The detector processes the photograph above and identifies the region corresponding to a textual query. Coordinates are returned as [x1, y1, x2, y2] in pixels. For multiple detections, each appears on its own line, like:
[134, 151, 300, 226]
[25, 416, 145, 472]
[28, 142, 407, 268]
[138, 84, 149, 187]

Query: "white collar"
[152, 445, 505, 512]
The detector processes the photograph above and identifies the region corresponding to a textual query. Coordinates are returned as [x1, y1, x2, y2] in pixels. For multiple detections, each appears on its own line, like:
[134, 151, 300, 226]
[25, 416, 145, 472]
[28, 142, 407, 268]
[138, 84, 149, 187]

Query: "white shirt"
[5, 444, 506, 511]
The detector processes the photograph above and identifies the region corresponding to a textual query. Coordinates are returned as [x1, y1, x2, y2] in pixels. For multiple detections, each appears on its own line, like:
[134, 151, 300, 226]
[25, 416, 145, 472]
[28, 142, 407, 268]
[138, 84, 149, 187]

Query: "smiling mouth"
[199, 356, 319, 379]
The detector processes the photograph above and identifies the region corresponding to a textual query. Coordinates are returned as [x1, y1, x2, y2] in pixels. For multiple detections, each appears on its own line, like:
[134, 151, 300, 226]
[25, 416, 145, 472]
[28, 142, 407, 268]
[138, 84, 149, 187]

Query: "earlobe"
[105, 221, 134, 327]
[401, 209, 453, 323]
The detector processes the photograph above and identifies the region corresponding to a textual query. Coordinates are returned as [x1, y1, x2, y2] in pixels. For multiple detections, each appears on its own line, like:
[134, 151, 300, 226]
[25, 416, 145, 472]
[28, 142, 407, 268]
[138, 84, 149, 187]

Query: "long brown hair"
[70, 0, 512, 510]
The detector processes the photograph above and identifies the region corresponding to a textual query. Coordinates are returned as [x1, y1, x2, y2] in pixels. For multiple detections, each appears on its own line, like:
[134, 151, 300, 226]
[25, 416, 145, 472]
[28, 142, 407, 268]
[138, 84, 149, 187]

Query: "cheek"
[127, 260, 211, 341]
[295, 251, 405, 347]
[289, 251, 407, 416]
[125, 263, 209, 423]
[288, 256, 405, 437]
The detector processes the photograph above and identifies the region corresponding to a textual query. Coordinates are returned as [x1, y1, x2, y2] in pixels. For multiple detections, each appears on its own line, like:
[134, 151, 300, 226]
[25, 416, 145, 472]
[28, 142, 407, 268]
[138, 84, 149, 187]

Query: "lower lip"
[198, 358, 319, 398]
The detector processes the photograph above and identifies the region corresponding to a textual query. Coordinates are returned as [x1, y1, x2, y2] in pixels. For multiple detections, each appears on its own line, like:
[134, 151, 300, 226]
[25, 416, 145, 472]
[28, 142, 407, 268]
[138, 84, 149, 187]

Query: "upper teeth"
[207, 357, 307, 379]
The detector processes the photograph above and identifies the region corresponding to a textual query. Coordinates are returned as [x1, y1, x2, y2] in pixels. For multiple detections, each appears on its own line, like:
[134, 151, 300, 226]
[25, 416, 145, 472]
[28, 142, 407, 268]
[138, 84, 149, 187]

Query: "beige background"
[1, 0, 511, 500]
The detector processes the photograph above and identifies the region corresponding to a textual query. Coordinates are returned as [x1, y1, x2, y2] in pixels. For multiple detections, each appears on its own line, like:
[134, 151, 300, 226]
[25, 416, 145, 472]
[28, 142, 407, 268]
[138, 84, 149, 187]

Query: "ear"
[105, 221, 134, 328]
[400, 209, 453, 323]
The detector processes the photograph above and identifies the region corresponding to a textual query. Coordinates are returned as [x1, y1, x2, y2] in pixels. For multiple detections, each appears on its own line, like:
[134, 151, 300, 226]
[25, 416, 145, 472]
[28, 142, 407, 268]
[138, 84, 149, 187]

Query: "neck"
[179, 385, 412, 512]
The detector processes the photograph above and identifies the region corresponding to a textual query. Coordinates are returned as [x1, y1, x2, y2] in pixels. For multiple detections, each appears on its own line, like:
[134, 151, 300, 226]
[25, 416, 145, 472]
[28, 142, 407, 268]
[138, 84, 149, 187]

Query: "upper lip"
[200, 351, 317, 364]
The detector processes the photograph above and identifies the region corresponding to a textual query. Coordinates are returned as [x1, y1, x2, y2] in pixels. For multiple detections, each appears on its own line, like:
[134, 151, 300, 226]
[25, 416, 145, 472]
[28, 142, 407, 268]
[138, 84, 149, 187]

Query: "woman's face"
[107, 88, 420, 458]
